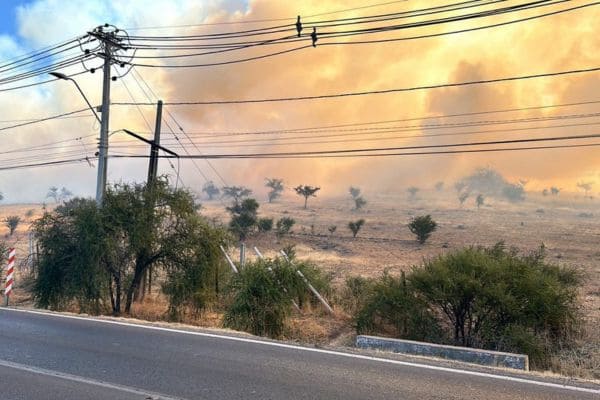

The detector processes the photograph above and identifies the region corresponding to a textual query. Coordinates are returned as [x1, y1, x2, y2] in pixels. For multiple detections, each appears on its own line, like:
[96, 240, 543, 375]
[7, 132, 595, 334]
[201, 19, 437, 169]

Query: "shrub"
[328, 225, 337, 236]
[407, 186, 419, 199]
[502, 183, 525, 203]
[410, 243, 582, 368]
[227, 198, 259, 241]
[276, 217, 295, 238]
[476, 194, 485, 209]
[26, 209, 35, 218]
[338, 276, 374, 315]
[223, 258, 302, 337]
[355, 272, 442, 342]
[348, 219, 365, 238]
[408, 215, 437, 244]
[257, 218, 274, 232]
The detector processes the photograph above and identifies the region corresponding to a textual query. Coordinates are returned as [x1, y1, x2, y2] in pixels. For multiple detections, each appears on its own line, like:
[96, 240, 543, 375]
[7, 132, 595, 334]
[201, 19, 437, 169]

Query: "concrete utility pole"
[147, 100, 163, 184]
[88, 25, 127, 205]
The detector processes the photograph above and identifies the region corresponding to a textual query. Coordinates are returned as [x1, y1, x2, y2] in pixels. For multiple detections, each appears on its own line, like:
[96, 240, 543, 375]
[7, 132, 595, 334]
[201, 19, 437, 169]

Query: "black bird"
[296, 15, 302, 37]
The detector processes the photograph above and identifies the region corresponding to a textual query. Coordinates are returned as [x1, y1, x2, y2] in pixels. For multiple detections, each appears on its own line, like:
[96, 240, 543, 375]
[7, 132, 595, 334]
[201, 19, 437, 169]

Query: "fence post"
[220, 245, 239, 274]
[280, 250, 334, 314]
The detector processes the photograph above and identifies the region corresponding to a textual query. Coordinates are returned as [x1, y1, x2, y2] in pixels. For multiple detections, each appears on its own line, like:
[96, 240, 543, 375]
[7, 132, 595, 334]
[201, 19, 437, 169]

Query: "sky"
[0, 0, 599, 203]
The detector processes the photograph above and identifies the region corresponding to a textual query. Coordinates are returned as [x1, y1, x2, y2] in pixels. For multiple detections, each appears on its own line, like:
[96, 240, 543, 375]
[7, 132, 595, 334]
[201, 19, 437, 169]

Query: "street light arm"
[49, 72, 101, 124]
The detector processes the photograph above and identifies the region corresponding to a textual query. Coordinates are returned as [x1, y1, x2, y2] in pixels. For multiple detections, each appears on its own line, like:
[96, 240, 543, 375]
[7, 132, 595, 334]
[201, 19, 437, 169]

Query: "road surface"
[0, 308, 598, 399]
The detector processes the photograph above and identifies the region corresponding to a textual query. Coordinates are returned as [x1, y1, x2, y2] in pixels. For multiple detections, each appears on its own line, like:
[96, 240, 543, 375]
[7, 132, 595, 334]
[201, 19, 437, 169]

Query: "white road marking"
[0, 358, 188, 400]
[2, 307, 599, 395]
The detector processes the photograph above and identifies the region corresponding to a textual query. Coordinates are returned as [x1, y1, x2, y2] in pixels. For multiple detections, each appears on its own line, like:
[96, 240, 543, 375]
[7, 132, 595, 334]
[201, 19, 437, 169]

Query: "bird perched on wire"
[296, 16, 302, 37]
[311, 27, 317, 47]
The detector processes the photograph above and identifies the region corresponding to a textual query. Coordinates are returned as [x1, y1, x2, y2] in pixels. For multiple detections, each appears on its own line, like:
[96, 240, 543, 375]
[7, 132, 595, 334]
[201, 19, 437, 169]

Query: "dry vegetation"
[2, 188, 599, 379]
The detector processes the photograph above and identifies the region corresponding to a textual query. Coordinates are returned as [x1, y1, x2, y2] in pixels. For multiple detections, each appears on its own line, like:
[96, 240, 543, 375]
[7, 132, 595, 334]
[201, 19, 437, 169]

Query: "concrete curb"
[356, 335, 529, 371]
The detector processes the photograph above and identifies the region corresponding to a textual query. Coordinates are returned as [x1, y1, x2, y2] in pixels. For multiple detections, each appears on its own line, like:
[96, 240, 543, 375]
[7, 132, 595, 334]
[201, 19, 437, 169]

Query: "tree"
[59, 187, 73, 202]
[550, 186, 560, 195]
[32, 178, 227, 315]
[202, 181, 220, 200]
[458, 191, 469, 206]
[542, 189, 549, 197]
[5, 215, 21, 236]
[227, 198, 259, 241]
[407, 186, 419, 200]
[408, 215, 437, 244]
[435, 181, 444, 192]
[349, 186, 366, 210]
[328, 225, 337, 236]
[265, 178, 284, 203]
[294, 185, 320, 209]
[577, 181, 593, 197]
[46, 186, 59, 203]
[476, 194, 485, 209]
[454, 181, 466, 193]
[222, 185, 252, 205]
[348, 219, 365, 238]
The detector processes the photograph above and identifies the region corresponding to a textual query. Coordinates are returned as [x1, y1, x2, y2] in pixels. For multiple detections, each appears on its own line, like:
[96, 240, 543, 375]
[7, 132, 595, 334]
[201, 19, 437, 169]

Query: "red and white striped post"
[4, 248, 15, 306]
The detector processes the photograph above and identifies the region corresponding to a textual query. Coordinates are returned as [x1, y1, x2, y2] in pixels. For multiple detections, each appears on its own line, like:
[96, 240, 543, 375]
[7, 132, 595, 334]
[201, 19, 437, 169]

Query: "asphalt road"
[0, 308, 598, 400]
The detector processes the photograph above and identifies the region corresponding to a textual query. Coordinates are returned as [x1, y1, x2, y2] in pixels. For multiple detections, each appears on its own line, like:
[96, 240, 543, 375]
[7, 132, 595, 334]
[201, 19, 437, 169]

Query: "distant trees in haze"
[265, 178, 285, 203]
[222, 186, 252, 205]
[46, 186, 73, 203]
[202, 181, 220, 200]
[294, 185, 320, 209]
[349, 186, 367, 210]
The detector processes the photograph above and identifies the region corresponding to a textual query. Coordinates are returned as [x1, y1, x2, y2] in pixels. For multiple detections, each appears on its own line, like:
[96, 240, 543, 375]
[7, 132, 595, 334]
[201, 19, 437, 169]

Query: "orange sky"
[1, 0, 599, 201]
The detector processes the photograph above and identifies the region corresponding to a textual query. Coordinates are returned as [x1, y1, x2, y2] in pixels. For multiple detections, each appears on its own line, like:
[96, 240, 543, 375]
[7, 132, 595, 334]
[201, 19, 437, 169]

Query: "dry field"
[201, 190, 600, 319]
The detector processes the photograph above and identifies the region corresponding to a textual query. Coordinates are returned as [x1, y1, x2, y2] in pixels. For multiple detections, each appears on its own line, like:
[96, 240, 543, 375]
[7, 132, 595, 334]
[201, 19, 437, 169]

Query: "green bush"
[223, 259, 298, 337]
[408, 215, 437, 244]
[276, 217, 295, 238]
[410, 243, 582, 368]
[257, 217, 273, 233]
[338, 276, 374, 315]
[355, 272, 442, 342]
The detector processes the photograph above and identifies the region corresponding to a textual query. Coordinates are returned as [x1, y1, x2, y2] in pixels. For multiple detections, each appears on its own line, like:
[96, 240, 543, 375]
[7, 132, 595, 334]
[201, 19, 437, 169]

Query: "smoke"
[0, 0, 599, 203]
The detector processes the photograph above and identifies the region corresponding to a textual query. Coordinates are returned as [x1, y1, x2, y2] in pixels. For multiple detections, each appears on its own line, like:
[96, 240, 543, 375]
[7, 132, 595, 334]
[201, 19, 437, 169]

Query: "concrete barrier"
[356, 335, 529, 371]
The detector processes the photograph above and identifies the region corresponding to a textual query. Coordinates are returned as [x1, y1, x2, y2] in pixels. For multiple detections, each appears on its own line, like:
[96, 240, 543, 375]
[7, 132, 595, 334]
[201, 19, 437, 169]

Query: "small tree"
[435, 181, 444, 192]
[5, 216, 21, 236]
[476, 194, 485, 209]
[265, 178, 284, 203]
[349, 186, 361, 199]
[202, 181, 220, 200]
[354, 196, 367, 210]
[46, 186, 59, 203]
[222, 186, 252, 205]
[348, 219, 365, 238]
[576, 181, 593, 197]
[408, 215, 437, 244]
[276, 217, 295, 238]
[227, 198, 259, 241]
[328, 225, 337, 236]
[542, 189, 549, 197]
[407, 186, 419, 200]
[550, 186, 560, 195]
[458, 191, 469, 206]
[294, 185, 320, 209]
[454, 181, 466, 193]
[59, 187, 73, 202]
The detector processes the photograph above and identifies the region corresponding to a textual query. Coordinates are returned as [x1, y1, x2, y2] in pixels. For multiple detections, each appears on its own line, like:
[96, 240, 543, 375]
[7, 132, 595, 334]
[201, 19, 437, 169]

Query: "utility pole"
[147, 100, 163, 185]
[88, 25, 126, 205]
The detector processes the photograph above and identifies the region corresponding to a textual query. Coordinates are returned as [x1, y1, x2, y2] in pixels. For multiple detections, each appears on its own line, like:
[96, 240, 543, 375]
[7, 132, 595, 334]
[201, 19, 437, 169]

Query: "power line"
[0, 108, 90, 133]
[114, 65, 600, 106]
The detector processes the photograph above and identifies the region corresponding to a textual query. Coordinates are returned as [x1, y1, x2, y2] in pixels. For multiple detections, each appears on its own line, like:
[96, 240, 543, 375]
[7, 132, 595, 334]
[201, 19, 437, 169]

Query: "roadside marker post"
[4, 248, 15, 306]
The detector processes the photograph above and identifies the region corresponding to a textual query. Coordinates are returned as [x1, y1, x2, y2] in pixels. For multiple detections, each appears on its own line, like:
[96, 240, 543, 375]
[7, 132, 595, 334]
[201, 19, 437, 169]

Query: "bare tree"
[294, 185, 320, 209]
[265, 178, 284, 203]
[59, 187, 73, 203]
